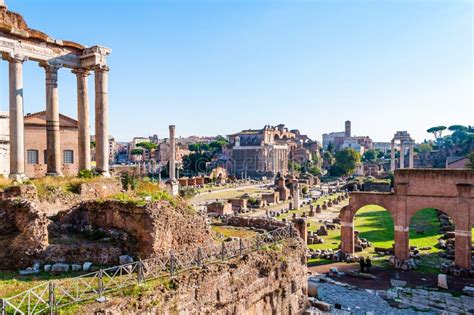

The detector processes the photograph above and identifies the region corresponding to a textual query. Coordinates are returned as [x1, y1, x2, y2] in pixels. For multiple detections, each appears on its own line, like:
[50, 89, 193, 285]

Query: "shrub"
[78, 169, 99, 179]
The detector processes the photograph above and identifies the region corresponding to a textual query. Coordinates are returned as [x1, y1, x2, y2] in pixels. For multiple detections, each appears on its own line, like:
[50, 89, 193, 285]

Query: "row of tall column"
[390, 140, 414, 171]
[5, 53, 110, 180]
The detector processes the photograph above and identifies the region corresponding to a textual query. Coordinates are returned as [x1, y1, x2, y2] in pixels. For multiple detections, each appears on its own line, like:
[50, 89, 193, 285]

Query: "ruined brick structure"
[340, 169, 474, 269]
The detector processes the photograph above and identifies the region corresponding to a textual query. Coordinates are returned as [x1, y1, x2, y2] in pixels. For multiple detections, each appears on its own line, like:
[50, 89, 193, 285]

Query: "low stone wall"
[0, 200, 50, 269]
[79, 239, 307, 314]
[225, 216, 287, 231]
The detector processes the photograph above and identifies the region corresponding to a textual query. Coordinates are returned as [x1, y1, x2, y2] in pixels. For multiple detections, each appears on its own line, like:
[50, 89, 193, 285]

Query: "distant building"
[323, 120, 373, 153]
[446, 156, 470, 169]
[24, 111, 79, 178]
[225, 124, 318, 178]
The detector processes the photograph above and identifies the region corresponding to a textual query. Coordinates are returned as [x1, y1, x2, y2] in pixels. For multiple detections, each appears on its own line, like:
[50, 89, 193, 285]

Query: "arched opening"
[408, 208, 454, 272]
[352, 205, 395, 263]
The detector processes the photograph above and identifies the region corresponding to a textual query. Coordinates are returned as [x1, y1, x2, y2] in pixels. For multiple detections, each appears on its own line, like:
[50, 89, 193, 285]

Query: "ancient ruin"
[166, 125, 179, 196]
[0, 2, 110, 179]
[391, 131, 415, 171]
[340, 169, 474, 269]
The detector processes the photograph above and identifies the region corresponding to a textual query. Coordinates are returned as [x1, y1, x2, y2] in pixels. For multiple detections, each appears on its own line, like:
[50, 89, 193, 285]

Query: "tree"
[136, 142, 157, 151]
[329, 148, 361, 176]
[467, 153, 474, 170]
[427, 126, 447, 140]
[130, 148, 143, 156]
[448, 125, 469, 132]
[362, 149, 380, 163]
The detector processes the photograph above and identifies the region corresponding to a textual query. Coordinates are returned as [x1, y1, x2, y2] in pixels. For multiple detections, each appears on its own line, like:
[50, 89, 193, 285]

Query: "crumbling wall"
[225, 216, 287, 231]
[0, 200, 50, 269]
[59, 200, 215, 259]
[81, 239, 307, 314]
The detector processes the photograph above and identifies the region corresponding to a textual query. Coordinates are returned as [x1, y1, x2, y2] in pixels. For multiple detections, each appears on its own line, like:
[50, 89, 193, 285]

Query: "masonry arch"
[340, 203, 397, 256]
[408, 207, 471, 270]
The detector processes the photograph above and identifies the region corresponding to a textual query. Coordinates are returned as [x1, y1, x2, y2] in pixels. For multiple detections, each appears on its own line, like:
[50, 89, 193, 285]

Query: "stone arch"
[408, 206, 471, 269]
[340, 202, 396, 256]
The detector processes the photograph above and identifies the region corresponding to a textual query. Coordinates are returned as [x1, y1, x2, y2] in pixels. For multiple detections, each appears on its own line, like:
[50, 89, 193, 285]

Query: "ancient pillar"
[169, 125, 176, 180]
[292, 182, 300, 210]
[41, 62, 62, 176]
[340, 222, 354, 254]
[455, 229, 472, 269]
[399, 140, 405, 169]
[293, 218, 307, 244]
[73, 68, 91, 171]
[408, 142, 414, 169]
[94, 66, 110, 176]
[390, 140, 396, 171]
[394, 227, 410, 261]
[6, 54, 27, 180]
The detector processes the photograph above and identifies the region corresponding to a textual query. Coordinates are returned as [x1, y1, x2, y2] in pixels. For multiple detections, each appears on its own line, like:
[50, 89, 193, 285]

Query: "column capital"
[39, 61, 62, 73]
[72, 67, 91, 77]
[94, 64, 109, 72]
[2, 52, 27, 63]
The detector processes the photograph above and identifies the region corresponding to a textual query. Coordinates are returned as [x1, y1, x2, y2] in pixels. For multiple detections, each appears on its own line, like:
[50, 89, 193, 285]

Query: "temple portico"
[391, 131, 415, 171]
[0, 2, 111, 179]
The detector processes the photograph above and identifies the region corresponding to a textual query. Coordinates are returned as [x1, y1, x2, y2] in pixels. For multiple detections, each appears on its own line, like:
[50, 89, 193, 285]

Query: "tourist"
[365, 257, 372, 273]
[359, 257, 366, 273]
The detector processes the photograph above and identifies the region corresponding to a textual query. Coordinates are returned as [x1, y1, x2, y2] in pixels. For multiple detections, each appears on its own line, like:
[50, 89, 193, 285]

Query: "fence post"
[48, 282, 55, 315]
[137, 260, 144, 284]
[256, 233, 260, 250]
[289, 224, 294, 238]
[170, 252, 175, 277]
[98, 269, 104, 298]
[221, 242, 225, 261]
[197, 248, 202, 267]
[1, 298, 6, 315]
[239, 238, 243, 256]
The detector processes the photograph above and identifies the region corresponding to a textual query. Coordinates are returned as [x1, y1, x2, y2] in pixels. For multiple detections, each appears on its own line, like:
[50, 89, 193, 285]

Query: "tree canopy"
[329, 148, 361, 176]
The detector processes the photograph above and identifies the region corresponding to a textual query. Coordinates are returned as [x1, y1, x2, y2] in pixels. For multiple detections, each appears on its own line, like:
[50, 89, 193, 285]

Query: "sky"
[0, 0, 472, 143]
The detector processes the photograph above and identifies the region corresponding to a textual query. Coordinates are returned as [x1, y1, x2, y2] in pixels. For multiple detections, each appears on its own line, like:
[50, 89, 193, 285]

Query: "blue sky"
[0, 0, 472, 142]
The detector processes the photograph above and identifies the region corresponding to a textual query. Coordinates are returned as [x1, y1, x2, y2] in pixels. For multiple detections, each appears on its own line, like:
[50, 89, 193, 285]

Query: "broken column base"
[440, 262, 474, 277]
[166, 180, 179, 196]
[389, 256, 418, 271]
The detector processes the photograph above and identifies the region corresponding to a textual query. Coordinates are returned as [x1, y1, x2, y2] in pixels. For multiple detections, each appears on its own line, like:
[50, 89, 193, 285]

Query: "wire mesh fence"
[1, 225, 295, 315]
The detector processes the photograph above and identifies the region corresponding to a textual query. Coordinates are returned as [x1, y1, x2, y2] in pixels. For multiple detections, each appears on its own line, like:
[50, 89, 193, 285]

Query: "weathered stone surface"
[51, 263, 70, 273]
[83, 262, 93, 272]
[119, 255, 133, 265]
[437, 274, 448, 289]
[77, 239, 307, 314]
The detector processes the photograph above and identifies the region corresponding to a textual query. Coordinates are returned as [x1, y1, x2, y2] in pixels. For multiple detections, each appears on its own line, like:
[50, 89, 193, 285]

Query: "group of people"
[359, 257, 372, 273]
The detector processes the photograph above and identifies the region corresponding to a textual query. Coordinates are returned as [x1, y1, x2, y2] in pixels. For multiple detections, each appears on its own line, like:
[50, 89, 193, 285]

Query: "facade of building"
[322, 120, 373, 153]
[225, 124, 321, 178]
[24, 112, 79, 178]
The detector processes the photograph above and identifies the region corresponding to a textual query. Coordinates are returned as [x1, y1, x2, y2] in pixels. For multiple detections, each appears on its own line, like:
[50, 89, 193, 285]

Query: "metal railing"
[1, 225, 295, 315]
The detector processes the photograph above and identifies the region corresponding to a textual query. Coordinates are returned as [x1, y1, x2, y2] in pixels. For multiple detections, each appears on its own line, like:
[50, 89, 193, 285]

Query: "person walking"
[365, 257, 372, 273]
[359, 257, 366, 273]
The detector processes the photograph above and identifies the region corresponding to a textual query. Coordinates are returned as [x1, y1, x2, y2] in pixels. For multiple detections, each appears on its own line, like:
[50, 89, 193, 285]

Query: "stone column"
[455, 229, 472, 269]
[293, 218, 307, 244]
[169, 125, 176, 181]
[399, 140, 405, 169]
[390, 140, 396, 171]
[94, 66, 110, 176]
[394, 227, 410, 261]
[5, 54, 27, 180]
[408, 141, 414, 169]
[340, 222, 354, 254]
[41, 62, 62, 176]
[73, 68, 91, 171]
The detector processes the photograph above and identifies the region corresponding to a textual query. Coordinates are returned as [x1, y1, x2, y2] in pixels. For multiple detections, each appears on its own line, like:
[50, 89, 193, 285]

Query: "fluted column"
[390, 140, 396, 171]
[399, 140, 405, 169]
[94, 66, 110, 176]
[73, 68, 91, 171]
[409, 142, 414, 169]
[41, 62, 62, 176]
[5, 54, 27, 180]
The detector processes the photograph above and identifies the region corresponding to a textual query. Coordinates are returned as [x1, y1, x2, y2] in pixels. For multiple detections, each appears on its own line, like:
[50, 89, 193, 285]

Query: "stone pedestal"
[340, 223, 354, 254]
[455, 230, 472, 269]
[166, 180, 179, 197]
[394, 229, 410, 261]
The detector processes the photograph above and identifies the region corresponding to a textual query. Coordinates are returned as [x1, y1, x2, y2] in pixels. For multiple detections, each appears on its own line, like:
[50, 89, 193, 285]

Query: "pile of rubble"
[354, 230, 372, 252]
[308, 249, 357, 263]
[389, 256, 418, 271]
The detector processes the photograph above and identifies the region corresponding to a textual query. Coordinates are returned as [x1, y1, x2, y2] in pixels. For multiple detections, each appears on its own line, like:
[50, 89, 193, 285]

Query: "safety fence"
[1, 225, 295, 315]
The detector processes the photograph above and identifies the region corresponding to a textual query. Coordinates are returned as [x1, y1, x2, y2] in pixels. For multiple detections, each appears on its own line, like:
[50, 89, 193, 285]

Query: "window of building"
[27, 150, 39, 164]
[63, 150, 74, 164]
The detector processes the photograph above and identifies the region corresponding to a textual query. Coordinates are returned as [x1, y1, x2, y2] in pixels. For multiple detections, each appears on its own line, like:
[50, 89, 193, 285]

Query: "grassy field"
[212, 226, 256, 239]
[305, 205, 474, 272]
